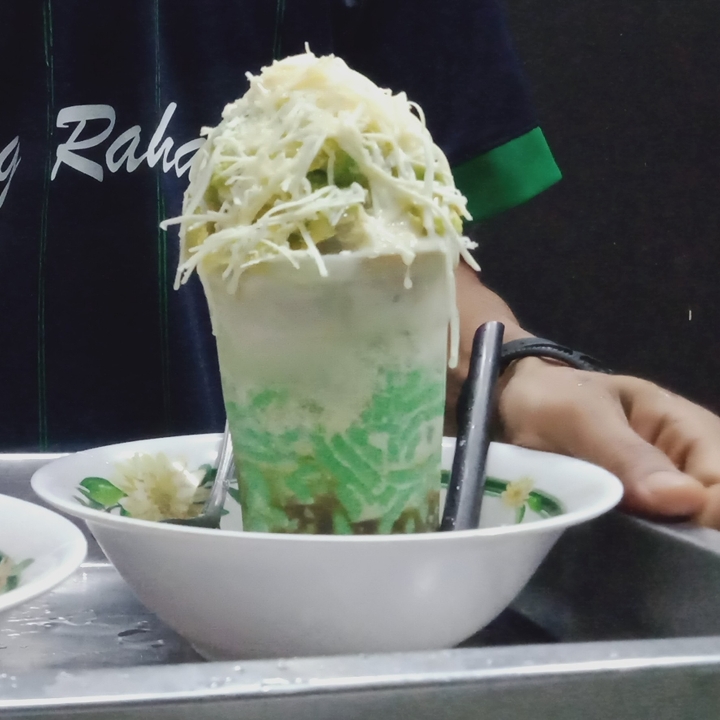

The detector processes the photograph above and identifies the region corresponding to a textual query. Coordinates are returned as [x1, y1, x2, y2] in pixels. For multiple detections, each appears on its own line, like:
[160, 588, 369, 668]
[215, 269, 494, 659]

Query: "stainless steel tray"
[1, 454, 719, 718]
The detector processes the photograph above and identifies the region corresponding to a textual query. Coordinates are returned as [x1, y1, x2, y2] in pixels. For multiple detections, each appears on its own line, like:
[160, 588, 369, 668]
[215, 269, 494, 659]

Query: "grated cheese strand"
[164, 49, 481, 367]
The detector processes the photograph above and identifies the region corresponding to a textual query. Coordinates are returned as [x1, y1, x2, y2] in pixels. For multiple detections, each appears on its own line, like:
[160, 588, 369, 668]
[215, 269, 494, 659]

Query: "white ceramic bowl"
[32, 434, 622, 659]
[0, 494, 87, 614]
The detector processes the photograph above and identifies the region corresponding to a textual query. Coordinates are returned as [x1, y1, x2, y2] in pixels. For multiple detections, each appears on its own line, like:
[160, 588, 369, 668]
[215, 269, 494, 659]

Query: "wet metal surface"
[1, 453, 720, 718]
[0, 563, 202, 672]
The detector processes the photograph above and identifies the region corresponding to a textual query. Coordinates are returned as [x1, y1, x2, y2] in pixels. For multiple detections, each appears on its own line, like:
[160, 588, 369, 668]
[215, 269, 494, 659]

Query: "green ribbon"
[453, 127, 562, 221]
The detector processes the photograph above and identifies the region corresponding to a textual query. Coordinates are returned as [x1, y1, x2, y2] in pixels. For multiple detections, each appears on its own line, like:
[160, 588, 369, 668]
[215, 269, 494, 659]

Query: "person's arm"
[451, 263, 720, 528]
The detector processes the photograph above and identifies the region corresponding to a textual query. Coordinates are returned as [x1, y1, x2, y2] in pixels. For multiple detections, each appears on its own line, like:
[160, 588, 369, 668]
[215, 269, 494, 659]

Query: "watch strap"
[500, 338, 611, 374]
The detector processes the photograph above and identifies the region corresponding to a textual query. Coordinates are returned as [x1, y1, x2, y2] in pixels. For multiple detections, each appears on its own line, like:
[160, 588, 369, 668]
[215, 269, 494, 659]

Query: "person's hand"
[496, 357, 720, 528]
[448, 261, 720, 527]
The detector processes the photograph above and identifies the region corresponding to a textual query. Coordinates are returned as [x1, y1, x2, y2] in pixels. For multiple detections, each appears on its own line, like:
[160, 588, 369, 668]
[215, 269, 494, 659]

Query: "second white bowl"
[0, 494, 87, 614]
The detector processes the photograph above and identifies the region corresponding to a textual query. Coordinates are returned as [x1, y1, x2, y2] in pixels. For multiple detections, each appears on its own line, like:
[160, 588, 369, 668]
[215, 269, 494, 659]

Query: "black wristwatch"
[455, 335, 610, 431]
[500, 338, 612, 375]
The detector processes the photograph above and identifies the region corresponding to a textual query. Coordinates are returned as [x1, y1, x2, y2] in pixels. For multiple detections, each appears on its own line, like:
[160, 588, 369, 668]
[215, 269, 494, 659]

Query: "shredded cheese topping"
[164, 49, 479, 366]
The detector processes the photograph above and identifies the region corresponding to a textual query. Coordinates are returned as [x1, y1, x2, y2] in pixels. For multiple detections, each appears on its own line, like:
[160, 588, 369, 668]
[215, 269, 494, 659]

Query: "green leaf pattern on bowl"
[74, 459, 563, 527]
[75, 464, 221, 518]
[440, 470, 564, 522]
[0, 552, 33, 594]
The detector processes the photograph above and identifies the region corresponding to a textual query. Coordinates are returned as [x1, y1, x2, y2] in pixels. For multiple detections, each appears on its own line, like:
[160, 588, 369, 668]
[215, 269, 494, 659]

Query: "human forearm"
[455, 260, 532, 352]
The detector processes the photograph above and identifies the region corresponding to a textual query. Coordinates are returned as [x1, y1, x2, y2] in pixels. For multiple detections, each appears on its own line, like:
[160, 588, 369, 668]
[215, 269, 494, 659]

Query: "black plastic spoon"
[440, 321, 505, 531]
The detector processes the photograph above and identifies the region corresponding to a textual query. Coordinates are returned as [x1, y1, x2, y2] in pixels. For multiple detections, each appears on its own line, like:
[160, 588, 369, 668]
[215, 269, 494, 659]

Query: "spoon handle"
[206, 421, 234, 515]
[441, 321, 505, 532]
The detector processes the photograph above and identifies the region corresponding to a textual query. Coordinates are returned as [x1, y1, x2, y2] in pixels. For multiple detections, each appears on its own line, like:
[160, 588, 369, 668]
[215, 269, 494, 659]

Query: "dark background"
[477, 0, 720, 413]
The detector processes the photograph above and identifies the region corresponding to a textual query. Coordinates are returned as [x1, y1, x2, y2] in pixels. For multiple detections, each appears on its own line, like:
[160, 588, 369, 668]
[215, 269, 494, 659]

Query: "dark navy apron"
[0, 0, 556, 450]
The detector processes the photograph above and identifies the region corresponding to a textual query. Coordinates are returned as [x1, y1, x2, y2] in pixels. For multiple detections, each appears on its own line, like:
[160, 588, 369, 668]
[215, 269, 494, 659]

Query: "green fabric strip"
[154, 0, 171, 432]
[38, 0, 55, 450]
[453, 127, 562, 222]
[273, 0, 287, 60]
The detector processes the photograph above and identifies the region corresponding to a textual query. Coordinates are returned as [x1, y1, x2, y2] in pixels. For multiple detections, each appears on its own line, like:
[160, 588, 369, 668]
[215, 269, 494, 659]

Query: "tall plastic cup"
[199, 243, 450, 534]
